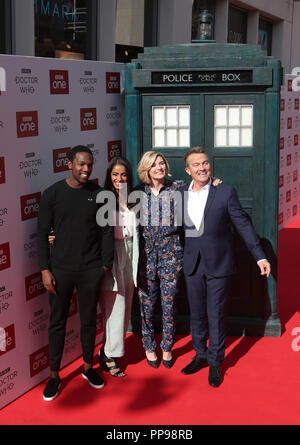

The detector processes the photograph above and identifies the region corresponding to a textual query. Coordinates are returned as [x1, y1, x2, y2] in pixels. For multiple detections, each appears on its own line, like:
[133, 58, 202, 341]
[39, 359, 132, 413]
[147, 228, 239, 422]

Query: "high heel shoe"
[162, 351, 173, 369]
[99, 346, 126, 377]
[162, 358, 173, 368]
[145, 352, 160, 368]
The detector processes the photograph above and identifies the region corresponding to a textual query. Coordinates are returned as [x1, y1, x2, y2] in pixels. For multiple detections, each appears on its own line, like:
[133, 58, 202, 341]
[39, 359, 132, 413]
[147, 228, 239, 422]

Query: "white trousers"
[99, 238, 134, 357]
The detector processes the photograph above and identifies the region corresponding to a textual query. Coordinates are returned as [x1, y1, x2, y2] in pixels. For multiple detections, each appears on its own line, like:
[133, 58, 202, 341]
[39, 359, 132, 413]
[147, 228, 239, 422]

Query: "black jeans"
[48, 266, 104, 371]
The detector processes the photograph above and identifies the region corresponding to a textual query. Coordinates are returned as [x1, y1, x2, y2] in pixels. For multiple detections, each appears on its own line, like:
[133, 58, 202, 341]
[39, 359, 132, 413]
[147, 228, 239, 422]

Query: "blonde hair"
[137, 151, 171, 184]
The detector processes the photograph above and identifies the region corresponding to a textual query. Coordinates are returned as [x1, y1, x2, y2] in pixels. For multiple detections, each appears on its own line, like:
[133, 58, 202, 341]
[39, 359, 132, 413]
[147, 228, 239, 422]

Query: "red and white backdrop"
[279, 74, 300, 230]
[0, 54, 124, 409]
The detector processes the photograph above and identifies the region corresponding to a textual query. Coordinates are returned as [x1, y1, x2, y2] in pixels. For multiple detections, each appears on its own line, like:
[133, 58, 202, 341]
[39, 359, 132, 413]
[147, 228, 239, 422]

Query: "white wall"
[12, 0, 34, 56]
[291, 1, 300, 72]
[157, 0, 193, 46]
[97, 0, 116, 62]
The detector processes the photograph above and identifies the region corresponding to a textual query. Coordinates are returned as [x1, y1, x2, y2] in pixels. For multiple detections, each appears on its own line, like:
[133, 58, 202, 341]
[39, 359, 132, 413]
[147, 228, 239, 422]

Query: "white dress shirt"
[187, 179, 211, 231]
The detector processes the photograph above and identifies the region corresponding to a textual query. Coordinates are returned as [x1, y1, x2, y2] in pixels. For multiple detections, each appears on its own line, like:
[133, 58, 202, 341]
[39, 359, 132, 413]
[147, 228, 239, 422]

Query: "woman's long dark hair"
[104, 157, 134, 205]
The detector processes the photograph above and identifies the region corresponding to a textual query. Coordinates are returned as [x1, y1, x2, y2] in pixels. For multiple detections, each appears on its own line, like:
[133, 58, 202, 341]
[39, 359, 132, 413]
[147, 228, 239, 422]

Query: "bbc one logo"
[0, 242, 11, 271]
[49, 70, 69, 95]
[29, 344, 49, 377]
[20, 192, 41, 221]
[0, 324, 16, 357]
[80, 108, 97, 131]
[25, 271, 46, 301]
[106, 72, 120, 94]
[53, 147, 71, 173]
[108, 140, 122, 162]
[0, 156, 5, 184]
[279, 175, 284, 188]
[293, 204, 298, 217]
[16, 111, 39, 138]
[0, 67, 6, 92]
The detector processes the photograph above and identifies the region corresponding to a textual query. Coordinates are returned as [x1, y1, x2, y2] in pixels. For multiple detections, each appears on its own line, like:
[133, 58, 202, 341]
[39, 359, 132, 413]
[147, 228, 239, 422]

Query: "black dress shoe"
[181, 355, 208, 375]
[208, 366, 222, 387]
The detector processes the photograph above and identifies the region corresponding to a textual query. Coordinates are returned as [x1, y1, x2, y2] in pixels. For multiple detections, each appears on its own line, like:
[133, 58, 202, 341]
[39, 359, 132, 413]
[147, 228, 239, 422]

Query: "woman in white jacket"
[98, 157, 138, 377]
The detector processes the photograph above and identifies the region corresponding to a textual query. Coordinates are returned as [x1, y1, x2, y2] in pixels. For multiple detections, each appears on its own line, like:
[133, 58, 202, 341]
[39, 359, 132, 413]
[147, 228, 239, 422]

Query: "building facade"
[0, 0, 300, 73]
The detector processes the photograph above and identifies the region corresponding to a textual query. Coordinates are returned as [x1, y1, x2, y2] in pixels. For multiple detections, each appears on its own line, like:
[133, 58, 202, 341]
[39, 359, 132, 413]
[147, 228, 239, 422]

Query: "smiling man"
[37, 145, 114, 401]
[180, 147, 270, 387]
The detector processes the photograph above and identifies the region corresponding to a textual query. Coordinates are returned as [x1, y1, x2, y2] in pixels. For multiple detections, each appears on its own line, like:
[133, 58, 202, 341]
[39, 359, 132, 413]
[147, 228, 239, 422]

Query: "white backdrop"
[0, 54, 125, 409]
[1, 59, 299, 411]
[278, 74, 300, 230]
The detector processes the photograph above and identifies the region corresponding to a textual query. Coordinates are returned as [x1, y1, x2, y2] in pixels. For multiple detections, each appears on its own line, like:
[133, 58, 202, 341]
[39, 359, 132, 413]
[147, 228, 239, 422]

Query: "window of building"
[258, 17, 273, 56]
[214, 105, 253, 147]
[0, 0, 12, 54]
[115, 0, 157, 63]
[34, 0, 97, 59]
[0, 2, 5, 54]
[228, 6, 247, 44]
[152, 106, 190, 148]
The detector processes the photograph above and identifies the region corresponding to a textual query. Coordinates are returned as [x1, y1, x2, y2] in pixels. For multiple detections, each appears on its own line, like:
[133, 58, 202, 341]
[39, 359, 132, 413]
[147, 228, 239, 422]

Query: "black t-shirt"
[37, 179, 114, 272]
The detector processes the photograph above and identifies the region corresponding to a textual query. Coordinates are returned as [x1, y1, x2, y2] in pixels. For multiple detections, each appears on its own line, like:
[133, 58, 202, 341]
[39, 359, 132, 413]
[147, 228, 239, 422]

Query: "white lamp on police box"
[195, 10, 214, 41]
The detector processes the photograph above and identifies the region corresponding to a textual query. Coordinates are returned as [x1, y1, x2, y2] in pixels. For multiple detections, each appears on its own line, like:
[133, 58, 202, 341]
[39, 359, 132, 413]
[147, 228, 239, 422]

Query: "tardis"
[125, 42, 281, 337]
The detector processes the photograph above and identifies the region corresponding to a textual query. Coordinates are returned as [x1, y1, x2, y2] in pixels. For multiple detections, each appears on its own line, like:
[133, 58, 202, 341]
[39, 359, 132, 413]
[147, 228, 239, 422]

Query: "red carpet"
[1, 219, 300, 426]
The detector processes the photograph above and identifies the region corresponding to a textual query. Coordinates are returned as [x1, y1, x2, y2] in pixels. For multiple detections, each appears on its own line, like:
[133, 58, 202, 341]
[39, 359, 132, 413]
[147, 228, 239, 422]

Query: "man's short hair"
[184, 146, 207, 166]
[68, 145, 94, 162]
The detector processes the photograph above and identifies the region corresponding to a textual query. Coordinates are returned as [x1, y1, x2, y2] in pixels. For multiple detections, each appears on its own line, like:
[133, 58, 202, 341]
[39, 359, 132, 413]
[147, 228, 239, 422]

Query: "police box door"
[141, 92, 268, 329]
[204, 94, 266, 321]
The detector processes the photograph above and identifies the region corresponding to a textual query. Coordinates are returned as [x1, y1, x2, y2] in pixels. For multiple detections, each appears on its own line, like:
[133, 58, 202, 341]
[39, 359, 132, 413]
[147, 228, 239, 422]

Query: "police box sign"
[151, 70, 253, 85]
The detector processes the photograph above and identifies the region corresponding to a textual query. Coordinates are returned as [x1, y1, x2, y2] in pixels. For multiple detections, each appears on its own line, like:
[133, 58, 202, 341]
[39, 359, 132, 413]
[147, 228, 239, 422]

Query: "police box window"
[228, 6, 247, 44]
[34, 0, 96, 59]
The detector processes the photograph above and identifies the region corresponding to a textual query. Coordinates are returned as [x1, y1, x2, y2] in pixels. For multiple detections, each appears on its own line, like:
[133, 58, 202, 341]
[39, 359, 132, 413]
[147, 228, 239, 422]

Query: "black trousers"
[184, 261, 231, 367]
[48, 266, 104, 371]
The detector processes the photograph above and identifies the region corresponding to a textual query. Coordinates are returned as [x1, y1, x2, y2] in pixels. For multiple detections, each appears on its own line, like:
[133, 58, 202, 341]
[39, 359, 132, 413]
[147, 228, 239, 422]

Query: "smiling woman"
[135, 150, 184, 368]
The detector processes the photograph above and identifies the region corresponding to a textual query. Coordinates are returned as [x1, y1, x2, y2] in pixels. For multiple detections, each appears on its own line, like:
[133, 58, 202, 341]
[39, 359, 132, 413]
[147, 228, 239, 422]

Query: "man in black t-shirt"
[37, 145, 114, 401]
